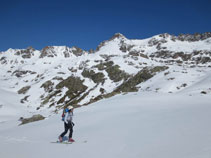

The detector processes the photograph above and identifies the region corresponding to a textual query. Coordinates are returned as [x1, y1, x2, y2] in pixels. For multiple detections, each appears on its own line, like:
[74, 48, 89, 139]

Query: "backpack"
[61, 108, 69, 121]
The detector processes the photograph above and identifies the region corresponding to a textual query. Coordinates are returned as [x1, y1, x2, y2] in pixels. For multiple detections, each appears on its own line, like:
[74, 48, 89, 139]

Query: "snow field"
[0, 92, 211, 158]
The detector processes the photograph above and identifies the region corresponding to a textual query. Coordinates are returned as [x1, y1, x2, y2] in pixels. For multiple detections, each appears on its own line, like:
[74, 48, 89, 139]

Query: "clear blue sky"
[0, 0, 210, 51]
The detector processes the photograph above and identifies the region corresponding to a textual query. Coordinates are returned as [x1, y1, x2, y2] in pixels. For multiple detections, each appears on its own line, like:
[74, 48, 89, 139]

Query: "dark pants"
[60, 122, 73, 139]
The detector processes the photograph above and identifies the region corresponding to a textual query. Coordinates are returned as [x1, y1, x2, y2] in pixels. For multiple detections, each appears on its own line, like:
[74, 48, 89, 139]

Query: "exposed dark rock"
[109, 33, 126, 41]
[40, 46, 56, 58]
[56, 76, 88, 105]
[193, 50, 201, 56]
[201, 91, 207, 94]
[52, 76, 64, 81]
[164, 71, 170, 76]
[100, 88, 105, 94]
[89, 49, 95, 53]
[129, 50, 140, 56]
[68, 67, 77, 73]
[12, 70, 36, 78]
[82, 69, 105, 84]
[167, 77, 175, 80]
[96, 41, 106, 51]
[158, 32, 211, 42]
[41, 80, 54, 93]
[79, 61, 88, 70]
[152, 51, 172, 59]
[177, 32, 211, 42]
[57, 72, 66, 75]
[149, 50, 211, 64]
[20, 95, 30, 103]
[148, 38, 160, 46]
[56, 76, 87, 92]
[172, 52, 192, 61]
[106, 64, 130, 82]
[120, 42, 134, 53]
[114, 66, 168, 92]
[200, 57, 211, 64]
[159, 33, 171, 39]
[181, 83, 187, 87]
[19, 114, 45, 125]
[94, 61, 114, 70]
[72, 46, 84, 56]
[119, 44, 127, 52]
[18, 86, 31, 94]
[15, 47, 35, 59]
[40, 90, 61, 106]
[60, 47, 72, 58]
[84, 66, 168, 105]
[0, 56, 7, 64]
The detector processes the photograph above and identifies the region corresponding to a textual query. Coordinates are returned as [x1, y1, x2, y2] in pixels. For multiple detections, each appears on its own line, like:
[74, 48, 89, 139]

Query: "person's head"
[67, 105, 74, 112]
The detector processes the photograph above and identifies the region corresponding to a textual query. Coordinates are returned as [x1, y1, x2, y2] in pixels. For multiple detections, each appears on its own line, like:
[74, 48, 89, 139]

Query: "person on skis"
[59, 105, 75, 142]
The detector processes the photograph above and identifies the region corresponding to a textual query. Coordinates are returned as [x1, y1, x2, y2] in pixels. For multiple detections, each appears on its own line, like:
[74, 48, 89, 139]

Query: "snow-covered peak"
[109, 33, 127, 41]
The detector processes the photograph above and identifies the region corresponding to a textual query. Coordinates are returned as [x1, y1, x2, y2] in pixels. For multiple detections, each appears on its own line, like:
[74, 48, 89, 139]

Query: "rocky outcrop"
[72, 46, 84, 56]
[149, 50, 211, 65]
[56, 76, 88, 105]
[158, 32, 211, 42]
[12, 70, 36, 78]
[19, 114, 45, 125]
[82, 69, 105, 84]
[114, 66, 168, 92]
[94, 61, 130, 82]
[41, 80, 54, 93]
[40, 46, 57, 58]
[109, 33, 126, 41]
[177, 32, 211, 42]
[106, 64, 130, 82]
[83, 66, 168, 105]
[18, 86, 31, 94]
[15, 47, 35, 59]
[0, 56, 7, 64]
[148, 38, 167, 47]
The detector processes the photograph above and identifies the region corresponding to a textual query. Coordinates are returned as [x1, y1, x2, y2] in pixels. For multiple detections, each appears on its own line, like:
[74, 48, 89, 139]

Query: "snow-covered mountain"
[0, 32, 211, 158]
[0, 32, 211, 122]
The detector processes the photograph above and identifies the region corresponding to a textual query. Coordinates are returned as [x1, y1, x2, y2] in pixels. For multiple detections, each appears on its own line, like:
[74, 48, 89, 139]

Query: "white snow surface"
[0, 91, 211, 158]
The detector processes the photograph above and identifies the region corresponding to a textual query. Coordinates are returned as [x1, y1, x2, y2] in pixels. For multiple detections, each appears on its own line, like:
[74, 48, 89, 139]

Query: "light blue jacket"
[64, 111, 73, 124]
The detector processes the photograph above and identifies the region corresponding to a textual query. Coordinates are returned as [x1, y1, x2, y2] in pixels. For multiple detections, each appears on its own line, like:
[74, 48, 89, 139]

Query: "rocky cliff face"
[0, 32, 210, 113]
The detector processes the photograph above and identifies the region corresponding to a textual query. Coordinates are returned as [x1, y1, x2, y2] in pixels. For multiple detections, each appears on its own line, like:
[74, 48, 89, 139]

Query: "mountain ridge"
[0, 32, 211, 121]
[1, 32, 211, 53]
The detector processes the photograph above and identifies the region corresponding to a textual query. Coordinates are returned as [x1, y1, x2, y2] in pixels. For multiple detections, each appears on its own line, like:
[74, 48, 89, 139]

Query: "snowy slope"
[0, 91, 211, 158]
[139, 65, 211, 94]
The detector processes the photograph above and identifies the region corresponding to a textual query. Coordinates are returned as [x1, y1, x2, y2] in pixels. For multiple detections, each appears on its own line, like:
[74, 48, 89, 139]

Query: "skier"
[59, 105, 75, 142]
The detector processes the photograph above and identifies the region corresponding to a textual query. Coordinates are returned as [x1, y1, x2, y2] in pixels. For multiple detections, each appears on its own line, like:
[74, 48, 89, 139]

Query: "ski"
[51, 140, 87, 144]
[51, 141, 73, 144]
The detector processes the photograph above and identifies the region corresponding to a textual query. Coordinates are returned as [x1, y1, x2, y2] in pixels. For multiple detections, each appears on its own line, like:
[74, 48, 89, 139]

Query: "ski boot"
[58, 136, 63, 142]
[69, 138, 75, 142]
